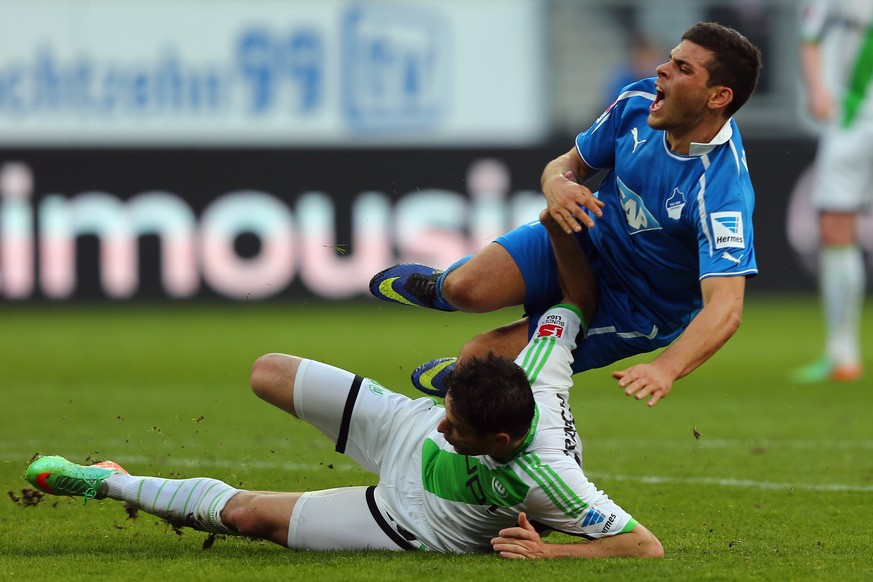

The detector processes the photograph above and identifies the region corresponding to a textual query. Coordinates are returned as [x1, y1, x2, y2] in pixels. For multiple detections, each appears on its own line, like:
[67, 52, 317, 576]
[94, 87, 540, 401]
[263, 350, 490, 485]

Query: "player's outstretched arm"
[541, 150, 603, 234]
[613, 275, 745, 406]
[491, 512, 663, 559]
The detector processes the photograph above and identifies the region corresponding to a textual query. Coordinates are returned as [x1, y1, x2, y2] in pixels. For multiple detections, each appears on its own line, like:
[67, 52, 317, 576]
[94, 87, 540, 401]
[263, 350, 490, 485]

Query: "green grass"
[2, 296, 872, 581]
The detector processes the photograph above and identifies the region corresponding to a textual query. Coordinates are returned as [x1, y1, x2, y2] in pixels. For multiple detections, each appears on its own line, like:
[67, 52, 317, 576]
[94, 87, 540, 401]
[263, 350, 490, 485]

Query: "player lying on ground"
[370, 22, 763, 406]
[25, 211, 662, 559]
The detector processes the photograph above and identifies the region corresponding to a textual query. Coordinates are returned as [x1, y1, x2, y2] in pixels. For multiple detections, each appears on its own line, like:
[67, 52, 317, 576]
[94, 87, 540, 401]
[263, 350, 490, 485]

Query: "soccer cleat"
[369, 264, 456, 311]
[25, 455, 127, 505]
[790, 359, 863, 384]
[411, 357, 457, 397]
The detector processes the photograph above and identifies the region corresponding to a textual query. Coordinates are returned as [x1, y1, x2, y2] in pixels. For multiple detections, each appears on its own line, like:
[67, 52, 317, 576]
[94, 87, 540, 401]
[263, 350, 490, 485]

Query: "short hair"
[682, 22, 763, 117]
[444, 352, 534, 440]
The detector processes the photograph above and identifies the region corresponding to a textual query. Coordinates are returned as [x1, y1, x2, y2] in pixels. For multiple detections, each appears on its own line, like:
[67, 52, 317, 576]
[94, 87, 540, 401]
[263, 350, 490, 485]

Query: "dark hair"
[682, 22, 763, 117]
[444, 352, 534, 440]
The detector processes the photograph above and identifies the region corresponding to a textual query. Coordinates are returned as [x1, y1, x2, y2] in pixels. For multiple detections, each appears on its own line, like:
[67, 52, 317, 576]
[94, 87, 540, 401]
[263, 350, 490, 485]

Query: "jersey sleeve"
[575, 102, 620, 170]
[514, 304, 582, 397]
[800, 1, 829, 44]
[520, 456, 637, 539]
[575, 78, 654, 170]
[694, 145, 758, 279]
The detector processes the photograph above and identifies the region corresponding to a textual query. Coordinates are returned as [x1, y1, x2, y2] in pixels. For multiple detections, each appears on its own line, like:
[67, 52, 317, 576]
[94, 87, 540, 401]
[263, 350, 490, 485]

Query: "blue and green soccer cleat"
[25, 455, 127, 505]
[411, 357, 458, 397]
[369, 264, 456, 311]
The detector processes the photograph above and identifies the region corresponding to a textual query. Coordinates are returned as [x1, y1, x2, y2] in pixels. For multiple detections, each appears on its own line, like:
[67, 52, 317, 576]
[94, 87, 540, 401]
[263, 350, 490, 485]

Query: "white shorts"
[288, 486, 419, 551]
[286, 359, 440, 551]
[814, 120, 873, 212]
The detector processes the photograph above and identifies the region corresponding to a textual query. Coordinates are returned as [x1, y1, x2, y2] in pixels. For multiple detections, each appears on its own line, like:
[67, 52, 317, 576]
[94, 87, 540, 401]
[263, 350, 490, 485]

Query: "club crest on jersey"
[537, 313, 565, 338]
[617, 177, 661, 234]
[711, 211, 745, 249]
[665, 187, 686, 220]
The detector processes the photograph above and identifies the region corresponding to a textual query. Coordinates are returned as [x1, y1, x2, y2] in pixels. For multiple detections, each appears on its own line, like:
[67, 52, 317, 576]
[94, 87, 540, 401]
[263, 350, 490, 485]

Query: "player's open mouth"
[651, 88, 665, 112]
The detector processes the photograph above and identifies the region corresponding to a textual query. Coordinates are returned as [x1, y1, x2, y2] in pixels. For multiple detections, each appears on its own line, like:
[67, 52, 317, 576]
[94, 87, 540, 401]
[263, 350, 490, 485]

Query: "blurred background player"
[792, 0, 871, 383]
[602, 36, 664, 110]
[371, 22, 763, 407]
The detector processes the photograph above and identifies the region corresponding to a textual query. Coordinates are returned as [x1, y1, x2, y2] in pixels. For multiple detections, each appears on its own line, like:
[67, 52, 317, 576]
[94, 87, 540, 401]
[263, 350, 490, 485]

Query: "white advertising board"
[0, 0, 546, 146]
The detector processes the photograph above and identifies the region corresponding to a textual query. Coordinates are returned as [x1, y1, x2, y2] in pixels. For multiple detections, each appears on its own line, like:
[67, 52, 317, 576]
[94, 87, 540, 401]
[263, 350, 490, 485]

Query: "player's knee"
[250, 353, 300, 414]
[442, 271, 496, 312]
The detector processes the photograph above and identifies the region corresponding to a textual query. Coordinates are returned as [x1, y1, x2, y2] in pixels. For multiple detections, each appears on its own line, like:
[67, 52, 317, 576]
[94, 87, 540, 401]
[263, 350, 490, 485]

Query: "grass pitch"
[1, 296, 872, 581]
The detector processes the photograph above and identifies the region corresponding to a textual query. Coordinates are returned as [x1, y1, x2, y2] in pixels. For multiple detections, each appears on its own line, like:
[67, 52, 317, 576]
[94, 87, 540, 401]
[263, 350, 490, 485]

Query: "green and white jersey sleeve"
[801, 0, 873, 125]
[410, 304, 637, 553]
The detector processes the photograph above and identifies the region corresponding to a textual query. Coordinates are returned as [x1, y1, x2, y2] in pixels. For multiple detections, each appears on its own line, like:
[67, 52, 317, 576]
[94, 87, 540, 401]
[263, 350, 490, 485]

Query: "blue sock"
[433, 256, 470, 311]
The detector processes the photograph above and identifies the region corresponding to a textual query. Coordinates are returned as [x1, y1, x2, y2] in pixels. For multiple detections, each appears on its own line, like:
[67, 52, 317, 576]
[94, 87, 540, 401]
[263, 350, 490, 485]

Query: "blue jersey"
[575, 77, 757, 331]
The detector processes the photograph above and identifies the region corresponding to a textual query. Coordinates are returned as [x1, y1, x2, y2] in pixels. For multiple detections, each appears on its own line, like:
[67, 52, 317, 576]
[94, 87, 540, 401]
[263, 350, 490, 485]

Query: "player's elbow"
[724, 305, 743, 337]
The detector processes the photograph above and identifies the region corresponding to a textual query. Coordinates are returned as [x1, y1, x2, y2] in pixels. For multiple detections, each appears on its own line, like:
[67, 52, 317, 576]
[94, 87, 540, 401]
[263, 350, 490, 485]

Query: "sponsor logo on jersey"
[711, 211, 745, 249]
[720, 251, 744, 265]
[556, 393, 578, 458]
[600, 513, 617, 533]
[630, 127, 647, 153]
[537, 313, 566, 338]
[665, 187, 686, 220]
[617, 177, 661, 234]
[537, 324, 563, 338]
[579, 508, 605, 527]
[491, 477, 508, 499]
[368, 382, 392, 396]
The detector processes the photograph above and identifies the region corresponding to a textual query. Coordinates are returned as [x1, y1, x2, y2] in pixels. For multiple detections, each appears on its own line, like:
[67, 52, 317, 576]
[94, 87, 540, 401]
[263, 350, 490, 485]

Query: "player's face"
[648, 40, 717, 132]
[438, 395, 494, 456]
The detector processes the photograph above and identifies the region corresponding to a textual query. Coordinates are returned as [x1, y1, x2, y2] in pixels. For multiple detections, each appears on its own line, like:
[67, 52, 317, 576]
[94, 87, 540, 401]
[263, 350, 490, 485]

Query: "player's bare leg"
[441, 243, 527, 312]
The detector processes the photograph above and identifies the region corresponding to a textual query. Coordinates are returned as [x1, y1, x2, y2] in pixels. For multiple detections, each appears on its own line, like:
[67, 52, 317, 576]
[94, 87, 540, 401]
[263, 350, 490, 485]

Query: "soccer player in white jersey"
[24, 210, 663, 559]
[792, 0, 871, 383]
[370, 22, 763, 406]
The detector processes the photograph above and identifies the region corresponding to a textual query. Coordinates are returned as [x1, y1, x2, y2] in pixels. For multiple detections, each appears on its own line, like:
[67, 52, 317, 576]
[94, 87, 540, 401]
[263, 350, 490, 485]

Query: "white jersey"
[375, 305, 636, 552]
[801, 0, 873, 125]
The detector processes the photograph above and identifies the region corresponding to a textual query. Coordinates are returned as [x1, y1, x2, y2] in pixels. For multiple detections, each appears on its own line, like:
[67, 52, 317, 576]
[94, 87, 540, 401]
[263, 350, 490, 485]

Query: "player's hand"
[491, 512, 549, 559]
[543, 171, 604, 234]
[612, 363, 673, 407]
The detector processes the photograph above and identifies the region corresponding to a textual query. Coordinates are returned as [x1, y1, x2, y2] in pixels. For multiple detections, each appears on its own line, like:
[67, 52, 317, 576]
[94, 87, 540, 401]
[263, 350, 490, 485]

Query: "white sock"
[820, 245, 864, 366]
[105, 472, 239, 535]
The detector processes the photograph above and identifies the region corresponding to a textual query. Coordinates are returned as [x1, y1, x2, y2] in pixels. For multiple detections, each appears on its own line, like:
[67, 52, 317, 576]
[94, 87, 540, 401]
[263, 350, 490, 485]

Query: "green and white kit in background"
[290, 304, 637, 552]
[801, 0, 873, 211]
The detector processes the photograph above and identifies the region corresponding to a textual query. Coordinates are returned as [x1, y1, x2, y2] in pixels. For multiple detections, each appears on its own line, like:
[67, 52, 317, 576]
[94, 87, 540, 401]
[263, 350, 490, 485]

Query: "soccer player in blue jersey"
[370, 22, 763, 406]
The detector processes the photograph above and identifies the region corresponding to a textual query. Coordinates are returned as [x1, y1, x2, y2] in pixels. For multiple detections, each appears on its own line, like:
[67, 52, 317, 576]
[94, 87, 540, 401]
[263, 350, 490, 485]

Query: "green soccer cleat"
[25, 455, 127, 505]
[790, 359, 863, 384]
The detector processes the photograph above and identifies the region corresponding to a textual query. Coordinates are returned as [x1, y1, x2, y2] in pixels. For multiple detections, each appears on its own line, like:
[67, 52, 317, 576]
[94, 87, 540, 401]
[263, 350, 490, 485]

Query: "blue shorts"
[495, 221, 682, 374]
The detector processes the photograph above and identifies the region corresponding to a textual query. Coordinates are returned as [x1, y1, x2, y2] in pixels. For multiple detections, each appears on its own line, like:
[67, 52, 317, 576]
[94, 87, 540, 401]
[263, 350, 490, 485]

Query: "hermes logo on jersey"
[579, 508, 605, 527]
[711, 211, 745, 249]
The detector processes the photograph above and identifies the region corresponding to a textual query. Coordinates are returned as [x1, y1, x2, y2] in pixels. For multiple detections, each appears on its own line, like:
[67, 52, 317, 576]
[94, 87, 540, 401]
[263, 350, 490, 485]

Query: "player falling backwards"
[371, 22, 763, 405]
[24, 209, 662, 558]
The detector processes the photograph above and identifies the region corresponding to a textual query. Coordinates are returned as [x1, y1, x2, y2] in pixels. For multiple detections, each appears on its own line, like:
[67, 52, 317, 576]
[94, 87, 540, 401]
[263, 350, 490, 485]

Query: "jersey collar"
[687, 118, 733, 157]
[494, 404, 540, 464]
